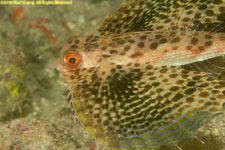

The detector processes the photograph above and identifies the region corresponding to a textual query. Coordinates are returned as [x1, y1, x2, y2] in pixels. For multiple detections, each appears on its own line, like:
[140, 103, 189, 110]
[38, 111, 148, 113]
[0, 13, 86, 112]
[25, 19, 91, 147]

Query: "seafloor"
[0, 0, 224, 150]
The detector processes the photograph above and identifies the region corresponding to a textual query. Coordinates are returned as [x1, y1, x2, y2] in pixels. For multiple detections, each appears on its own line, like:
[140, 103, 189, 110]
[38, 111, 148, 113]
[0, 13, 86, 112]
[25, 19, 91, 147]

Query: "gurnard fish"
[57, 0, 225, 149]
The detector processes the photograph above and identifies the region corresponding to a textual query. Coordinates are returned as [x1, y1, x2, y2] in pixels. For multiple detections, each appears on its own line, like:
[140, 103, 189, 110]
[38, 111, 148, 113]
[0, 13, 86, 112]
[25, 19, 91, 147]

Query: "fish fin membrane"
[98, 0, 225, 35]
[191, 22, 225, 33]
[182, 55, 225, 79]
[66, 62, 225, 150]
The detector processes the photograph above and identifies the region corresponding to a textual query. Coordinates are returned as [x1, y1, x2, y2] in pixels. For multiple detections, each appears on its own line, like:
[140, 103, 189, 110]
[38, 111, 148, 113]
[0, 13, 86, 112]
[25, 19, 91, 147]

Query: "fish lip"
[55, 58, 65, 72]
[56, 63, 76, 76]
[55, 59, 72, 75]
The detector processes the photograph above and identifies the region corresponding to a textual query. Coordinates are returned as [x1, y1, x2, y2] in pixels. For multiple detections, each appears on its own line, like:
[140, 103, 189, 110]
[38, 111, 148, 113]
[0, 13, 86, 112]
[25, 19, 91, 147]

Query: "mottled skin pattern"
[99, 0, 225, 35]
[57, 0, 225, 150]
[58, 31, 225, 69]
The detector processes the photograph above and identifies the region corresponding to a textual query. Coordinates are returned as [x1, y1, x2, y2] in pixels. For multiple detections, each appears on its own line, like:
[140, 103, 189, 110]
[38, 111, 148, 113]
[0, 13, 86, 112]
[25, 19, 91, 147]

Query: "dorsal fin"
[98, 0, 225, 35]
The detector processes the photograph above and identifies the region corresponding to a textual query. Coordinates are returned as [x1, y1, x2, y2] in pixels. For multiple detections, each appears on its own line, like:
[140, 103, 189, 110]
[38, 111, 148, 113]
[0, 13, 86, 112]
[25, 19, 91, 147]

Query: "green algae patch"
[0, 35, 32, 122]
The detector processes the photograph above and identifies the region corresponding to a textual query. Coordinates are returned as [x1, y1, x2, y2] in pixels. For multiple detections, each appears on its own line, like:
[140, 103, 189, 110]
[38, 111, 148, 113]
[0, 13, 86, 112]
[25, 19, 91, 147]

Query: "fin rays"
[182, 56, 225, 79]
[99, 0, 225, 35]
[66, 62, 225, 149]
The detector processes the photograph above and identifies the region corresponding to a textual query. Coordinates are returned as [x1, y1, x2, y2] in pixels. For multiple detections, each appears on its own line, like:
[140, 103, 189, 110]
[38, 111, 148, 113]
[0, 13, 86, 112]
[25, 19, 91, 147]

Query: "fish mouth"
[56, 60, 76, 76]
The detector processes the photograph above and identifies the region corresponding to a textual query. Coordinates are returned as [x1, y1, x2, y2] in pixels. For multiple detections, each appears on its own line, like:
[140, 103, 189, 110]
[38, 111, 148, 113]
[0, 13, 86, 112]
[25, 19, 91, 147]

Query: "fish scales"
[57, 0, 225, 150]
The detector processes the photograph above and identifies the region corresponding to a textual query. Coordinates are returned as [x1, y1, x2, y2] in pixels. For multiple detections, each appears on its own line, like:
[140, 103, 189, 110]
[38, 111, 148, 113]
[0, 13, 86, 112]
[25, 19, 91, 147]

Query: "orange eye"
[64, 52, 80, 66]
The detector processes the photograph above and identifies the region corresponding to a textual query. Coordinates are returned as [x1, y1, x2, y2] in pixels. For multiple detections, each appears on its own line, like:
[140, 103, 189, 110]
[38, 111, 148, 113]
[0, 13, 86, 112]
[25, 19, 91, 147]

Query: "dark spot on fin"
[218, 72, 225, 80]
[222, 102, 225, 109]
[217, 12, 225, 22]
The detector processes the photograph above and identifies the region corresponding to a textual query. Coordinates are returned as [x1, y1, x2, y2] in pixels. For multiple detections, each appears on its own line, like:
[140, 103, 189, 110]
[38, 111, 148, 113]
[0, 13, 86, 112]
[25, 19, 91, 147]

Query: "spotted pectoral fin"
[67, 62, 225, 150]
[98, 0, 225, 35]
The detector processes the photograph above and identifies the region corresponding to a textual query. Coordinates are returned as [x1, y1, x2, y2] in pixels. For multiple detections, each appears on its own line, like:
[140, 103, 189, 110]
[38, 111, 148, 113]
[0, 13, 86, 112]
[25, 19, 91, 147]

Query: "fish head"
[57, 35, 101, 76]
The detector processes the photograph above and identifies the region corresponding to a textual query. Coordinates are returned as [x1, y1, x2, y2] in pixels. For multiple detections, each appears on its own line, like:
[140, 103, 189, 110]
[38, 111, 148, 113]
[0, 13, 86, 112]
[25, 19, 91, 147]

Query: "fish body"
[57, 0, 225, 149]
[58, 30, 225, 74]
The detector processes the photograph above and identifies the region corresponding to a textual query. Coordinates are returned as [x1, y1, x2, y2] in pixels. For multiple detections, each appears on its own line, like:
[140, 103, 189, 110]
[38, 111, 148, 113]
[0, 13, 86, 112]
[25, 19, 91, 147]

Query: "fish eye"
[64, 51, 80, 66]
[67, 57, 77, 64]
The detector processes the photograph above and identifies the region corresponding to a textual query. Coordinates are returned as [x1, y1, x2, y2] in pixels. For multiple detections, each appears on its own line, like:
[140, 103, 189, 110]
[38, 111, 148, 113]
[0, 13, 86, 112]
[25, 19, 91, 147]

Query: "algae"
[0, 0, 124, 149]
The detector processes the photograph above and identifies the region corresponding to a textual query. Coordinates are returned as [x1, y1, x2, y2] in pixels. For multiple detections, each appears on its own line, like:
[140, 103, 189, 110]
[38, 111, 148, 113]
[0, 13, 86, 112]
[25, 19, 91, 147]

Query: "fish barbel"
[57, 0, 225, 149]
